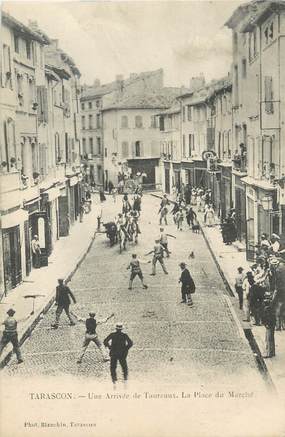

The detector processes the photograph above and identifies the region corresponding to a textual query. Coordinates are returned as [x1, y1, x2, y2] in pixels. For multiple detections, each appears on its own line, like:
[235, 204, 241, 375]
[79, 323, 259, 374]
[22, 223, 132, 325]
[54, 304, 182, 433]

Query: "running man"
[159, 227, 176, 257]
[77, 312, 114, 364]
[146, 239, 168, 276]
[127, 254, 149, 290]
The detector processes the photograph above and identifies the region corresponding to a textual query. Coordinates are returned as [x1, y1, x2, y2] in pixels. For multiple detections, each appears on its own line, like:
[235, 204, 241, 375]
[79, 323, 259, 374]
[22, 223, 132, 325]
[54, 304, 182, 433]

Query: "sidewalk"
[196, 209, 285, 396]
[0, 194, 105, 366]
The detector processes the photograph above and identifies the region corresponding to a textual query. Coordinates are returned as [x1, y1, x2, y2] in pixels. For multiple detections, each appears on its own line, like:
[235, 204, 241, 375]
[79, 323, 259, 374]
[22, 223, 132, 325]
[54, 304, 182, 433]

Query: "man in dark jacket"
[104, 323, 133, 385]
[179, 262, 195, 306]
[51, 279, 76, 329]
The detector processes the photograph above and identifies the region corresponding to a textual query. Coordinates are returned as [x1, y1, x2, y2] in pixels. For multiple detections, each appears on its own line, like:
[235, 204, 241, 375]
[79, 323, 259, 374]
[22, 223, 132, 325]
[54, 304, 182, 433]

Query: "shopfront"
[1, 209, 28, 292]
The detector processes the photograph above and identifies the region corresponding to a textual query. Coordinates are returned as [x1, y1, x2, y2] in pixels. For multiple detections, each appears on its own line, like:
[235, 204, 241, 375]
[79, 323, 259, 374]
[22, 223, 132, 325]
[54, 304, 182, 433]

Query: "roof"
[177, 76, 232, 107]
[81, 68, 164, 101]
[225, 0, 285, 30]
[102, 88, 181, 111]
[44, 45, 80, 78]
[157, 103, 181, 116]
[2, 11, 50, 44]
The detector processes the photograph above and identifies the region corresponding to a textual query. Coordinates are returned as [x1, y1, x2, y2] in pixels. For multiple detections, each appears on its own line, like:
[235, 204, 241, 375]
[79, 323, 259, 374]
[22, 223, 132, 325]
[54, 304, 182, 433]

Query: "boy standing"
[235, 267, 246, 310]
[127, 254, 149, 290]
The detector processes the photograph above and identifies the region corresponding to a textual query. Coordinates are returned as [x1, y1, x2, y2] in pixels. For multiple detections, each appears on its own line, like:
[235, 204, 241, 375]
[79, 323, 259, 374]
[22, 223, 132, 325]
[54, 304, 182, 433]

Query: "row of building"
[80, 0, 285, 261]
[1, 0, 285, 294]
[0, 12, 83, 294]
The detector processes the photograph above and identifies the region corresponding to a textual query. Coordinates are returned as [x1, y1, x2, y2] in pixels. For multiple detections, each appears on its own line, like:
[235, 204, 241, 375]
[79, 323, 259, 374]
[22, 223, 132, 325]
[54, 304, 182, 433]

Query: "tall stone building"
[0, 12, 82, 294]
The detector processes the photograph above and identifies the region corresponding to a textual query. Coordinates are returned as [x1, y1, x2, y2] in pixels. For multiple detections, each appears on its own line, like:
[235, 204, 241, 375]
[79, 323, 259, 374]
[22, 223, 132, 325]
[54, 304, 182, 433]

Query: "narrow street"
[3, 194, 266, 390]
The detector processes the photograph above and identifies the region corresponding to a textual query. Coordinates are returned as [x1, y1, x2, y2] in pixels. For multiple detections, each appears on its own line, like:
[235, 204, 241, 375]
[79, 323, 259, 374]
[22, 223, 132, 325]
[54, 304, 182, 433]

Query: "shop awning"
[1, 209, 28, 229]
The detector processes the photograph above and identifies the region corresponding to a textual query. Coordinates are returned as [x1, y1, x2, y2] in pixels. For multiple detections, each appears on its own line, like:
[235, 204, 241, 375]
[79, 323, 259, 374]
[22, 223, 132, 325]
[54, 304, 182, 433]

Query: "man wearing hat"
[51, 279, 77, 329]
[77, 312, 114, 364]
[0, 308, 23, 364]
[234, 267, 246, 310]
[103, 323, 133, 385]
[31, 235, 41, 268]
[178, 262, 195, 306]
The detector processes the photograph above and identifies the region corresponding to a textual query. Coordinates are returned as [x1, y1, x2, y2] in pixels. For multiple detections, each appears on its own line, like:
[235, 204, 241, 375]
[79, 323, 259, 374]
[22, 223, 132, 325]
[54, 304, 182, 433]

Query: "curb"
[0, 229, 98, 369]
[198, 218, 276, 392]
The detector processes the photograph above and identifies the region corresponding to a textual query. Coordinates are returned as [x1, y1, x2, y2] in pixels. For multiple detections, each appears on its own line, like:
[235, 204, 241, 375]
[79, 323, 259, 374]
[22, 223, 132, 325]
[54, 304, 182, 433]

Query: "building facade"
[226, 0, 285, 258]
[0, 12, 82, 295]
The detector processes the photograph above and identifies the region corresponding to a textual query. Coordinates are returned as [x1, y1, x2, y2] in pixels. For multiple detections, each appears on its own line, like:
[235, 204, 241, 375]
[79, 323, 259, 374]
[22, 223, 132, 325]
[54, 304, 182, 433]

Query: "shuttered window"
[264, 76, 274, 114]
[37, 86, 48, 123]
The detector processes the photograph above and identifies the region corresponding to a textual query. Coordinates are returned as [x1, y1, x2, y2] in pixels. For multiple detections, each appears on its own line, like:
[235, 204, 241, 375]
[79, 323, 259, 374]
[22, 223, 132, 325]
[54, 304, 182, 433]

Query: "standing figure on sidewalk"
[146, 239, 168, 276]
[103, 323, 133, 386]
[0, 309, 24, 364]
[262, 295, 276, 358]
[77, 312, 114, 364]
[31, 235, 41, 268]
[159, 227, 176, 257]
[178, 262, 195, 306]
[111, 187, 117, 203]
[79, 201, 85, 223]
[270, 256, 285, 331]
[235, 267, 246, 310]
[99, 187, 106, 202]
[51, 279, 76, 329]
[127, 254, 149, 290]
[204, 203, 215, 227]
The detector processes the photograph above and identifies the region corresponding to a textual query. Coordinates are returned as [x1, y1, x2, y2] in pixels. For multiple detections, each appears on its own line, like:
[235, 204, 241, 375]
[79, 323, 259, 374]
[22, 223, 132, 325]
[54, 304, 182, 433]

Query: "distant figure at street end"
[178, 262, 195, 306]
[51, 279, 76, 329]
[31, 235, 41, 268]
[0, 308, 24, 364]
[104, 323, 133, 386]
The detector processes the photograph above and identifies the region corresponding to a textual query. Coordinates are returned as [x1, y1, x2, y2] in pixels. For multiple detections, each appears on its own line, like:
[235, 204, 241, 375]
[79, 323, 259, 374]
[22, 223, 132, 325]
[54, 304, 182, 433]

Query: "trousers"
[55, 304, 74, 326]
[110, 355, 128, 383]
[0, 332, 22, 361]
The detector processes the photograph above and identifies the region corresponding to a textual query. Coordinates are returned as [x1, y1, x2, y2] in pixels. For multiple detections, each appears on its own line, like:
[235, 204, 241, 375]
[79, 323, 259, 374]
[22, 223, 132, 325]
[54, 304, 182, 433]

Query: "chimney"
[189, 73, 205, 92]
[130, 73, 138, 81]
[28, 20, 39, 31]
[93, 78, 100, 87]
[51, 39, 59, 49]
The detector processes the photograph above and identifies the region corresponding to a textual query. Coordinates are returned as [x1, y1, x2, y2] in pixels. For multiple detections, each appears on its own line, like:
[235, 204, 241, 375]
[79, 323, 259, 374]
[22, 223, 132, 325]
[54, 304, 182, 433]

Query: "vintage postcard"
[1, 0, 285, 436]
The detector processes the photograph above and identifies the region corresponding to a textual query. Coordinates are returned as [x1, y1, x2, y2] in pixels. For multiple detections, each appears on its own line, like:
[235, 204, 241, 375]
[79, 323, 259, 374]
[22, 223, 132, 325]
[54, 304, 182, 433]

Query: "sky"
[2, 0, 243, 87]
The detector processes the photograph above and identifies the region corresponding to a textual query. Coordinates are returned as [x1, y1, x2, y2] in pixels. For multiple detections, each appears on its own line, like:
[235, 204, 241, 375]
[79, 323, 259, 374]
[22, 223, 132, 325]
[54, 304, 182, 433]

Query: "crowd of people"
[1, 178, 284, 384]
[234, 233, 285, 358]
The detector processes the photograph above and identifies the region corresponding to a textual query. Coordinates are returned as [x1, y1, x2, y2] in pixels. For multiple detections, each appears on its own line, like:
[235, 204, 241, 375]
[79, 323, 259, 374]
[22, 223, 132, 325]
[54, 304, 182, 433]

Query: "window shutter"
[140, 142, 144, 157]
[42, 87, 48, 123]
[264, 76, 273, 114]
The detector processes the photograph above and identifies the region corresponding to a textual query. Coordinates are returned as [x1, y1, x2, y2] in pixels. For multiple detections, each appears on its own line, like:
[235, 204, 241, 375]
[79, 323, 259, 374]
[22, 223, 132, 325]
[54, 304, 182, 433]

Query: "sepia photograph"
[0, 0, 285, 436]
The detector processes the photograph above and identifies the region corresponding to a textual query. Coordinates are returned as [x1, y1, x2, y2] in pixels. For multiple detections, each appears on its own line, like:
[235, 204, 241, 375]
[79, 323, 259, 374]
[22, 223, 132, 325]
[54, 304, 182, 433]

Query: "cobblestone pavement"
[2, 194, 267, 391]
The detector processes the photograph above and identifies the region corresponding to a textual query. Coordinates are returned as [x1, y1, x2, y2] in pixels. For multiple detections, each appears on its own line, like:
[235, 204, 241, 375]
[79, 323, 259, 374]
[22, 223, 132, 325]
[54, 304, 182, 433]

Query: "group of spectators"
[235, 233, 285, 358]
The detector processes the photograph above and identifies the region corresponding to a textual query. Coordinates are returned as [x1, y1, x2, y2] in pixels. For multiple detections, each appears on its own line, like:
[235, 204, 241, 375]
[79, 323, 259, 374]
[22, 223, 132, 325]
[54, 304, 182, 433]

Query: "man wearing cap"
[31, 235, 41, 268]
[178, 262, 195, 306]
[0, 309, 23, 364]
[104, 323, 133, 385]
[146, 239, 168, 275]
[127, 254, 149, 290]
[51, 279, 77, 329]
[77, 312, 114, 364]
